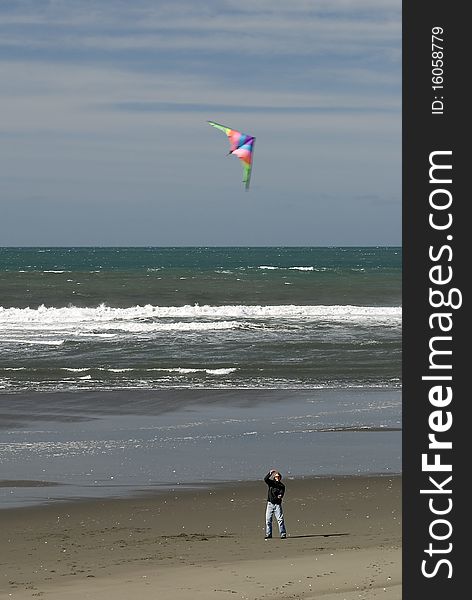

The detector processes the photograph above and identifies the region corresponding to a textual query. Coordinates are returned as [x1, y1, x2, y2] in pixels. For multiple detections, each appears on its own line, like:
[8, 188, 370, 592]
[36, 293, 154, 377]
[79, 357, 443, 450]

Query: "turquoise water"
[0, 247, 401, 391]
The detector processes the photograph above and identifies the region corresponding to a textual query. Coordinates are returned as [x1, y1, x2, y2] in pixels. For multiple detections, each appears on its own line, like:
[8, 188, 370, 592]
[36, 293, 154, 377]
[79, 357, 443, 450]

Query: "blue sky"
[1, 0, 401, 246]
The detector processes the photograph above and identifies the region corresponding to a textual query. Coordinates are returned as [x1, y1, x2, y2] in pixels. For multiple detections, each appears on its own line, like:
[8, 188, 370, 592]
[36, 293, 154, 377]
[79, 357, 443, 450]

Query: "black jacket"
[264, 472, 285, 504]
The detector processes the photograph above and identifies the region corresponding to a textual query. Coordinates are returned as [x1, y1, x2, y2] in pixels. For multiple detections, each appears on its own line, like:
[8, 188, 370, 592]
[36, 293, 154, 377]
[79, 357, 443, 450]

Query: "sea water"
[0, 247, 401, 391]
[0, 247, 401, 507]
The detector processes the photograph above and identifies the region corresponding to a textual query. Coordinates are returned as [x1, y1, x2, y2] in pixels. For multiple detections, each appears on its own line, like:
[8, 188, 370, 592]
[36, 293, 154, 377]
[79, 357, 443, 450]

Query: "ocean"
[0, 247, 401, 392]
[0, 247, 402, 507]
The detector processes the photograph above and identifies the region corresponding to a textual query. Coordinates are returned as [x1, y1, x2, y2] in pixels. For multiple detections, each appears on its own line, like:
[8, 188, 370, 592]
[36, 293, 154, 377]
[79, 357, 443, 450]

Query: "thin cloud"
[0, 0, 401, 245]
[109, 101, 399, 114]
[1, 1, 400, 57]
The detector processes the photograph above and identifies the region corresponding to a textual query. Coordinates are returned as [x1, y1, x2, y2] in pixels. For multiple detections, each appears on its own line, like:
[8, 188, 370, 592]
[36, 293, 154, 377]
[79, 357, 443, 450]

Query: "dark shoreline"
[0, 472, 401, 514]
[0, 479, 61, 488]
[0, 387, 401, 428]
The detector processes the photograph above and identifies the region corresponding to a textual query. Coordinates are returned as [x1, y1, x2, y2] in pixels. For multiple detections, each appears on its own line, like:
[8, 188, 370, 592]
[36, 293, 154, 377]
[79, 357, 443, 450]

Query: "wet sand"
[0, 474, 401, 599]
[0, 388, 402, 510]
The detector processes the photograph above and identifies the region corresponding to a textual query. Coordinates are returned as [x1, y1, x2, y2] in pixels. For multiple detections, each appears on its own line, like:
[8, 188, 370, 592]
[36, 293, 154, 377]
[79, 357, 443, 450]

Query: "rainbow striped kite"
[207, 121, 255, 190]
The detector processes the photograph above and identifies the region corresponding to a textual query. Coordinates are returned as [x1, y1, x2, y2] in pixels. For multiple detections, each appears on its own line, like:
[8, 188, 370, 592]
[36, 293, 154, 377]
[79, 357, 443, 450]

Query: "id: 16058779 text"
[431, 26, 444, 115]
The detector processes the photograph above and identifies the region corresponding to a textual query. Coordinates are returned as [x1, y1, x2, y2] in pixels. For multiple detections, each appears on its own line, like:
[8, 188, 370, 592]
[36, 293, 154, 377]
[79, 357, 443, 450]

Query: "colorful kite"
[207, 121, 255, 189]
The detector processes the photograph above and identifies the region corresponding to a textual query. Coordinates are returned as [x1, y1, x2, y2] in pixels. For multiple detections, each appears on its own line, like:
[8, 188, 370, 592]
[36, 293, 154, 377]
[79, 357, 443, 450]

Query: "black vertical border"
[403, 1, 466, 597]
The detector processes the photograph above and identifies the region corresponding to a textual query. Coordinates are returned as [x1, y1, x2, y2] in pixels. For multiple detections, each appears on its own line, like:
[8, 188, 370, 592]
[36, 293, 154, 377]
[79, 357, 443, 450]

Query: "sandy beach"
[0, 474, 401, 599]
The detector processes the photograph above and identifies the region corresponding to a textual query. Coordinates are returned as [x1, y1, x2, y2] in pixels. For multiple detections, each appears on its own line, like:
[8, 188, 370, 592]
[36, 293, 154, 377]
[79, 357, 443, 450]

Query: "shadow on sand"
[287, 533, 349, 539]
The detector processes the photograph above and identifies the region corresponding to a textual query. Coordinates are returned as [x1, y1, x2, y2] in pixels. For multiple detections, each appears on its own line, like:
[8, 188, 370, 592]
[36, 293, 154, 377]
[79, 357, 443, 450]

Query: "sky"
[0, 0, 401, 246]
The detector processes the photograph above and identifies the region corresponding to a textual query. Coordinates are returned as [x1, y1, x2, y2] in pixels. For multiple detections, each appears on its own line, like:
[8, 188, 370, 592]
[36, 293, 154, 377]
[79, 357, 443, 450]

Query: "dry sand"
[0, 475, 401, 599]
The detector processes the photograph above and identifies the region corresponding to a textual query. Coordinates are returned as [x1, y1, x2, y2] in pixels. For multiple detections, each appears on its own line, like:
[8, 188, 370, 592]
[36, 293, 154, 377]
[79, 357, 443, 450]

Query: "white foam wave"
[0, 304, 401, 345]
[150, 367, 237, 376]
[289, 266, 314, 271]
[0, 366, 238, 377]
[258, 265, 321, 271]
[205, 368, 237, 375]
[89, 320, 243, 333]
[0, 303, 402, 322]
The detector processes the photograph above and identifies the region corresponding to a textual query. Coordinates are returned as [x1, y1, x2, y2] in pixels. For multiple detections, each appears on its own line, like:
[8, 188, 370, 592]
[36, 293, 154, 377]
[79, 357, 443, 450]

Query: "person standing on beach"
[264, 469, 287, 539]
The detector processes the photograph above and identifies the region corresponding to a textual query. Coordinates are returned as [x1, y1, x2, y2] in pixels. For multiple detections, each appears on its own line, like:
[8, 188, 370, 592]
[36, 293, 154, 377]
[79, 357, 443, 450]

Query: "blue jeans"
[265, 502, 286, 537]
